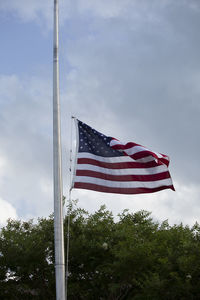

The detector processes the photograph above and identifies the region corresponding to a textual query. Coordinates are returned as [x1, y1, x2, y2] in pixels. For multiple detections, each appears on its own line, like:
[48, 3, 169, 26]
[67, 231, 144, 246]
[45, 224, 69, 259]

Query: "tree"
[1, 201, 200, 299]
[0, 217, 55, 300]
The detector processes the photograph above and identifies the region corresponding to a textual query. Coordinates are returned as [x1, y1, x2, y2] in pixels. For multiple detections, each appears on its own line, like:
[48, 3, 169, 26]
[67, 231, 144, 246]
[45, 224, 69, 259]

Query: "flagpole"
[53, 0, 65, 300]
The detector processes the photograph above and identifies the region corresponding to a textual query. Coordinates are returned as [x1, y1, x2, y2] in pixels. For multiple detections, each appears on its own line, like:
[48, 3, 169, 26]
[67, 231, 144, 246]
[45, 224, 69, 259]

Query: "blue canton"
[77, 120, 124, 157]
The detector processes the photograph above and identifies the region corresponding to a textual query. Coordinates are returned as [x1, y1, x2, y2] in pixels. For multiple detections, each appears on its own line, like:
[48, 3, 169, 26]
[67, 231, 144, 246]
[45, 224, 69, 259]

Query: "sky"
[0, 0, 200, 227]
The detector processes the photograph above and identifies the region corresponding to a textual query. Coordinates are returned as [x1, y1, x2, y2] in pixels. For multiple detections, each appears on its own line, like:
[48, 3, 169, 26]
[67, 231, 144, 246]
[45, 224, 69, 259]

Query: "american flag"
[72, 119, 175, 194]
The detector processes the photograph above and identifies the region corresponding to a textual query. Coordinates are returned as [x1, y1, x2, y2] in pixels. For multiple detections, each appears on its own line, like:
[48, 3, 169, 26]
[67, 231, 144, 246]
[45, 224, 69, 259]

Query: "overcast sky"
[0, 0, 199, 226]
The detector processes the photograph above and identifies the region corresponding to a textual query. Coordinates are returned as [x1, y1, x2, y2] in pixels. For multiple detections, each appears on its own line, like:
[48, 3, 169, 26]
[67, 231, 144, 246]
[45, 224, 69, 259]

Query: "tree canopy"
[1, 201, 200, 299]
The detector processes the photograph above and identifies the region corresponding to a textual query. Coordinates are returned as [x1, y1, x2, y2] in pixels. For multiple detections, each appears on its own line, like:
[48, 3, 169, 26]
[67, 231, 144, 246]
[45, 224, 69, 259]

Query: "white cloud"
[71, 181, 200, 227]
[0, 155, 7, 179]
[0, 0, 52, 25]
[0, 0, 199, 38]
[0, 197, 18, 226]
[0, 74, 53, 219]
[1, 0, 200, 226]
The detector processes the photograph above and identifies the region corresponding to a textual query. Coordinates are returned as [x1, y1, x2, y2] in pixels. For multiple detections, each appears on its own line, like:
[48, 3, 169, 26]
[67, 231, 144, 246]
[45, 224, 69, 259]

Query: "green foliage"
[1, 201, 200, 299]
[0, 217, 55, 300]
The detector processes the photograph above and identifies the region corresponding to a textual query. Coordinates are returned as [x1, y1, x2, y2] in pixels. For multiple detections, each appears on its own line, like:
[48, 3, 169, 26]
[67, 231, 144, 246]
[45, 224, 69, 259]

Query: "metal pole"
[53, 0, 65, 299]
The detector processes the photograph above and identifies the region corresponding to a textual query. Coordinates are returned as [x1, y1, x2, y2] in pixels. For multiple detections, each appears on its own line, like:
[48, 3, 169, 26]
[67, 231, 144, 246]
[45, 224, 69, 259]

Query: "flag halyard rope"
[65, 116, 75, 299]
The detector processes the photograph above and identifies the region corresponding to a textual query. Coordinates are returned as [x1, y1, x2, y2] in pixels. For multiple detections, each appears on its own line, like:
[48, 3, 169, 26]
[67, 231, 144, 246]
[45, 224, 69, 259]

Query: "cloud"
[1, 0, 199, 25]
[0, 0, 52, 26]
[72, 181, 200, 227]
[0, 145, 18, 226]
[59, 0, 200, 227]
[0, 197, 18, 226]
[0, 0, 200, 226]
[0, 74, 53, 219]
[61, 0, 200, 185]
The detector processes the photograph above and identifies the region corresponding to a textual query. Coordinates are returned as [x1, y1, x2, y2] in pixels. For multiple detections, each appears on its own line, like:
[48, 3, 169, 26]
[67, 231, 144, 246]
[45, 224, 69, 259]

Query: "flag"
[72, 119, 175, 194]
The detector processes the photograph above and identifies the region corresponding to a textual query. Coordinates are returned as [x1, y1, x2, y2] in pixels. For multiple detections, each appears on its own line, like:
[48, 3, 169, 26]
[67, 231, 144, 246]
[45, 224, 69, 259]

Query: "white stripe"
[76, 163, 168, 175]
[77, 152, 134, 163]
[124, 145, 150, 156]
[110, 139, 163, 158]
[74, 176, 173, 189]
[110, 140, 149, 155]
[152, 151, 163, 158]
[136, 156, 155, 163]
[124, 146, 163, 159]
[136, 155, 169, 163]
[110, 139, 122, 147]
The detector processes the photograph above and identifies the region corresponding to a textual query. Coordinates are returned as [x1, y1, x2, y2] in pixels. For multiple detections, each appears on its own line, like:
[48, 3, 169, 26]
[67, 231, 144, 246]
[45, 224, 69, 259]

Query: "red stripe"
[77, 158, 163, 169]
[74, 182, 175, 194]
[111, 142, 159, 158]
[161, 153, 169, 159]
[111, 141, 167, 157]
[111, 144, 169, 167]
[111, 142, 139, 150]
[76, 170, 171, 182]
[130, 150, 158, 160]
[159, 157, 169, 167]
[111, 147, 161, 162]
